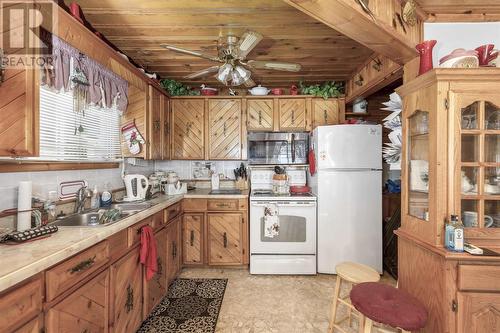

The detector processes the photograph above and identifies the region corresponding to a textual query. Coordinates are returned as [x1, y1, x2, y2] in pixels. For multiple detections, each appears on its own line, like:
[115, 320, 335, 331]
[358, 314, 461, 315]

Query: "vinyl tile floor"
[179, 268, 396, 333]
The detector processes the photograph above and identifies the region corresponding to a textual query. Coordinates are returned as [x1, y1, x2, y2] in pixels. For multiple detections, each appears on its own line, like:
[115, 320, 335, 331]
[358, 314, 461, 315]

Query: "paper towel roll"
[17, 181, 32, 231]
[18, 181, 32, 210]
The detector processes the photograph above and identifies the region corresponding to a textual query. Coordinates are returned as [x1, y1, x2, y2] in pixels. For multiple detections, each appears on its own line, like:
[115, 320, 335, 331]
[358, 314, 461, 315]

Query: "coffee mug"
[463, 211, 494, 228]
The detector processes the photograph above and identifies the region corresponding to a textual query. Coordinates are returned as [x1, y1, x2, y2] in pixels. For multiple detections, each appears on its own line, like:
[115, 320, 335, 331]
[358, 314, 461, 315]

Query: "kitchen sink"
[109, 202, 152, 213]
[51, 209, 132, 227]
[209, 189, 242, 195]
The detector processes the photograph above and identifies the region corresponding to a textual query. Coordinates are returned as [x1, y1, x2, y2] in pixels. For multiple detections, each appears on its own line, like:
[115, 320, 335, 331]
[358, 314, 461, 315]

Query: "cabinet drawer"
[151, 211, 164, 230]
[13, 313, 43, 333]
[165, 202, 182, 222]
[208, 199, 239, 211]
[46, 241, 109, 301]
[458, 265, 500, 292]
[183, 198, 207, 211]
[128, 217, 156, 247]
[0, 276, 43, 332]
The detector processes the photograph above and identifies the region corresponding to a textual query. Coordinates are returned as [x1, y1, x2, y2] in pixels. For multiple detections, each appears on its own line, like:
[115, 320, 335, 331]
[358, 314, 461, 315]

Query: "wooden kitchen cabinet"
[166, 217, 182, 285]
[14, 314, 43, 333]
[311, 98, 344, 128]
[182, 214, 204, 265]
[148, 86, 163, 160]
[171, 99, 205, 159]
[161, 94, 171, 160]
[0, 66, 38, 157]
[396, 69, 500, 333]
[144, 228, 168, 315]
[110, 247, 143, 333]
[45, 270, 110, 333]
[208, 99, 243, 160]
[457, 292, 500, 333]
[278, 98, 307, 131]
[207, 213, 243, 265]
[247, 99, 274, 131]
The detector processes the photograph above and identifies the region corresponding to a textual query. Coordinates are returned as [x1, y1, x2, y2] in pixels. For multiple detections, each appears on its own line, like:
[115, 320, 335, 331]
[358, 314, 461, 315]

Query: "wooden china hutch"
[396, 69, 500, 333]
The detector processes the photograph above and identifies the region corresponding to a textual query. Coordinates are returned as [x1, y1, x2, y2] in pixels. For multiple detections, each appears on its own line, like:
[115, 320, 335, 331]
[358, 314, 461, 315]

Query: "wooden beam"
[283, 0, 421, 65]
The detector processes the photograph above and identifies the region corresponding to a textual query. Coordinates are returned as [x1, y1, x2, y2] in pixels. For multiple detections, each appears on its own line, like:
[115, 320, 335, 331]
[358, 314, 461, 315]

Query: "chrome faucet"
[75, 186, 92, 213]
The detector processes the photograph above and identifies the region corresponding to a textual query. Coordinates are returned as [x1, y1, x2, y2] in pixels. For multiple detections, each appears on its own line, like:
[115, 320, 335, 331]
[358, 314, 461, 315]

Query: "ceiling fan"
[160, 31, 302, 87]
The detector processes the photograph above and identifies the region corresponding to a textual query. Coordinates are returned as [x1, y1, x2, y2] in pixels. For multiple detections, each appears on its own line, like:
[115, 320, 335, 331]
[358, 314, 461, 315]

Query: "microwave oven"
[247, 132, 309, 165]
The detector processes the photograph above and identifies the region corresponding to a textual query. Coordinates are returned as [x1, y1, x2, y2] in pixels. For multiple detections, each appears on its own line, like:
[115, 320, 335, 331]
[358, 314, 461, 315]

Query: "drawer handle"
[223, 121, 227, 136]
[216, 203, 231, 208]
[68, 255, 96, 274]
[164, 120, 169, 135]
[323, 110, 328, 124]
[223, 232, 228, 248]
[291, 110, 295, 124]
[125, 284, 134, 313]
[190, 230, 195, 246]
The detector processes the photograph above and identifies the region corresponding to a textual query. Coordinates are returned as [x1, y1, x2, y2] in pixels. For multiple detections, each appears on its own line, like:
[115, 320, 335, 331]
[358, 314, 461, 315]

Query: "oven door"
[250, 200, 316, 254]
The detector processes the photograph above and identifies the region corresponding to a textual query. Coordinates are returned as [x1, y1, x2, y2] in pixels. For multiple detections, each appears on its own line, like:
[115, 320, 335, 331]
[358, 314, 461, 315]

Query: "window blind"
[37, 86, 122, 162]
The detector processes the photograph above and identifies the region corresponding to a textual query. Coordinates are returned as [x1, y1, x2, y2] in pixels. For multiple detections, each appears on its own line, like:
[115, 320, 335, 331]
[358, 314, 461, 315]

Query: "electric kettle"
[123, 174, 149, 201]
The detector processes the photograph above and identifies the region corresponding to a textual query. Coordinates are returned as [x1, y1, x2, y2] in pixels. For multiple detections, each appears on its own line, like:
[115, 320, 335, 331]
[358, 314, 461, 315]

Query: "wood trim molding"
[0, 162, 119, 173]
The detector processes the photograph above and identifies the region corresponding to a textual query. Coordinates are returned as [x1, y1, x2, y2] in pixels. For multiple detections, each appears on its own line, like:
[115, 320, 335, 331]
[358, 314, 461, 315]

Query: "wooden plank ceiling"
[415, 0, 500, 14]
[68, 0, 373, 88]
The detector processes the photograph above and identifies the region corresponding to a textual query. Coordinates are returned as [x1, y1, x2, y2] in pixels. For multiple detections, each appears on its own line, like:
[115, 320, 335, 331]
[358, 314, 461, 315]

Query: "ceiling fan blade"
[183, 66, 220, 79]
[244, 78, 256, 87]
[247, 60, 301, 72]
[161, 44, 221, 62]
[236, 31, 263, 59]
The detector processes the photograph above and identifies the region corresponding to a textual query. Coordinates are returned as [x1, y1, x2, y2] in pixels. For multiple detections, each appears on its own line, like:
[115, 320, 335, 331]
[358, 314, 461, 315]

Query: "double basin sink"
[51, 202, 153, 227]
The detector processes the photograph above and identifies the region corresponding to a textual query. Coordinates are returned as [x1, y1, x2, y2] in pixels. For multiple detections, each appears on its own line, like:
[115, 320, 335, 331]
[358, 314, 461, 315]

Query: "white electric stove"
[249, 168, 317, 275]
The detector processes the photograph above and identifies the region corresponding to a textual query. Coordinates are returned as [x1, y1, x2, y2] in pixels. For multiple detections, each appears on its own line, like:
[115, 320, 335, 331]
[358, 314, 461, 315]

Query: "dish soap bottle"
[90, 185, 100, 209]
[453, 218, 464, 252]
[100, 183, 112, 208]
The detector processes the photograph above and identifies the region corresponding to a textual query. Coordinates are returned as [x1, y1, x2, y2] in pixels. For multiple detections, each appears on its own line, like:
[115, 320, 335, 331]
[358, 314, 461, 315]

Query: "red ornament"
[416, 40, 437, 76]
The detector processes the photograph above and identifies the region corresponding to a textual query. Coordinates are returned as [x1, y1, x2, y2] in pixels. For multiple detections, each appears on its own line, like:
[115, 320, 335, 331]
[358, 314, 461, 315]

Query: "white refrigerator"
[309, 125, 383, 274]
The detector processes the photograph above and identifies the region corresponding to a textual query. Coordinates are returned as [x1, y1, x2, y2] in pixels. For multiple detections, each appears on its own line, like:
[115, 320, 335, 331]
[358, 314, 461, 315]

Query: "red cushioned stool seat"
[350, 282, 428, 331]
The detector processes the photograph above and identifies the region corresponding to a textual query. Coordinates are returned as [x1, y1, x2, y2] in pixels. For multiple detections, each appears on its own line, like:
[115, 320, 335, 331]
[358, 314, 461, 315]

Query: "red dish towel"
[308, 148, 316, 176]
[140, 225, 158, 281]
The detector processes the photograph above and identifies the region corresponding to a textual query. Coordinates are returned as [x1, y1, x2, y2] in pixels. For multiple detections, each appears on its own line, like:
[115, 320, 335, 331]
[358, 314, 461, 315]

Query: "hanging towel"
[264, 204, 280, 238]
[308, 148, 316, 176]
[140, 225, 158, 280]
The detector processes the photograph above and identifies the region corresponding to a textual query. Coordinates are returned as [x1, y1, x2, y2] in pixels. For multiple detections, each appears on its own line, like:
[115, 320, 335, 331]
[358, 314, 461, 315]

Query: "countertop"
[0, 190, 248, 293]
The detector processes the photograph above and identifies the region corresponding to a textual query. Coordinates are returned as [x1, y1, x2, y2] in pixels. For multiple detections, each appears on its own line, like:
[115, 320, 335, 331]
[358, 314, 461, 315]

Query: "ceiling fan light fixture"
[234, 65, 251, 81]
[216, 63, 233, 85]
[230, 69, 245, 86]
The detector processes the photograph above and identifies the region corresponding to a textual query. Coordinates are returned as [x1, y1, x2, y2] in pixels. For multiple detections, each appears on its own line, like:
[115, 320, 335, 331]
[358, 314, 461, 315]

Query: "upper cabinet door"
[171, 99, 205, 160]
[208, 99, 242, 160]
[148, 86, 163, 160]
[161, 95, 171, 160]
[0, 67, 38, 157]
[247, 99, 274, 131]
[312, 99, 342, 128]
[278, 98, 306, 131]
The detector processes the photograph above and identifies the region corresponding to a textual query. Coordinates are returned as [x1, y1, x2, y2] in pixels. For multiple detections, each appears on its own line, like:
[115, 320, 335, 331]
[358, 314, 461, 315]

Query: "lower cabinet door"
[110, 248, 143, 333]
[46, 270, 109, 333]
[182, 214, 204, 265]
[166, 217, 181, 285]
[208, 213, 243, 265]
[144, 228, 168, 315]
[458, 292, 500, 333]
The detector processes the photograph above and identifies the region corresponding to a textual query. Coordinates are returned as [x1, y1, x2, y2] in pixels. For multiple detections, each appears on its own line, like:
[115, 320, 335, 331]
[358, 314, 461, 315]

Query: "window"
[36, 86, 122, 162]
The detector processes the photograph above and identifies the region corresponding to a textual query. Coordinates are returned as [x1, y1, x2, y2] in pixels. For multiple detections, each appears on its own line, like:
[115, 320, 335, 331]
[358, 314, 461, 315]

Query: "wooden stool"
[329, 262, 380, 333]
[350, 282, 428, 333]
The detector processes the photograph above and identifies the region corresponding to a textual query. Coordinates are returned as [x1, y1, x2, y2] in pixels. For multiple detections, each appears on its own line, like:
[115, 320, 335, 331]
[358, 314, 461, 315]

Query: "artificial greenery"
[299, 81, 345, 99]
[160, 78, 200, 96]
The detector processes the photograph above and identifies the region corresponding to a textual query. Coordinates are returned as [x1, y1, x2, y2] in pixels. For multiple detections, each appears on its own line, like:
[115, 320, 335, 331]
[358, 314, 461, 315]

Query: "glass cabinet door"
[457, 99, 500, 229]
[408, 110, 429, 221]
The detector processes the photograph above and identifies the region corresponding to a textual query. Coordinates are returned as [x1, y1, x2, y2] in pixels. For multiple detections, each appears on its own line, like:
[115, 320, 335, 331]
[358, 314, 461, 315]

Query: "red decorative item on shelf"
[290, 84, 299, 95]
[68, 2, 84, 24]
[416, 40, 437, 75]
[271, 88, 284, 95]
[475, 44, 498, 66]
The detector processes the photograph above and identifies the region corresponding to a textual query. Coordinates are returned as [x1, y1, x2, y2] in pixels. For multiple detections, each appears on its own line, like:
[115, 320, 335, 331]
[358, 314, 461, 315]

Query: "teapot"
[248, 85, 270, 96]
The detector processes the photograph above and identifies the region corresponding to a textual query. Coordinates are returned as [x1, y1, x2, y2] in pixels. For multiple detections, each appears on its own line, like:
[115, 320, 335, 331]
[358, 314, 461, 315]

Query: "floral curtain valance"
[43, 35, 128, 113]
